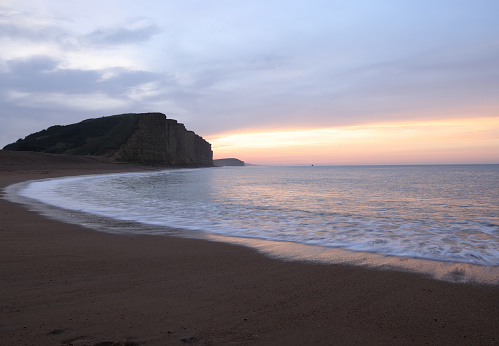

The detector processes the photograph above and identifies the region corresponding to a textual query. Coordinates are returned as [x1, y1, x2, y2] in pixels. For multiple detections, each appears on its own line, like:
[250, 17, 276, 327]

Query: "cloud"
[0, 57, 162, 94]
[126, 82, 164, 101]
[0, 20, 64, 42]
[0, 8, 65, 40]
[9, 91, 129, 110]
[85, 19, 161, 45]
[1, 0, 499, 164]
[0, 54, 177, 146]
[0, 6, 160, 70]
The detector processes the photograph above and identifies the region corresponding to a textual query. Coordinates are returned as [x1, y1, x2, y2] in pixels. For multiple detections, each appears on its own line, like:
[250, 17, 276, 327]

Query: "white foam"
[4, 166, 499, 283]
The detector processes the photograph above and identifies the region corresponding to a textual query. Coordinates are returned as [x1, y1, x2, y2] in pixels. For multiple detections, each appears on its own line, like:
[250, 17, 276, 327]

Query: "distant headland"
[213, 158, 245, 167]
[3, 113, 213, 167]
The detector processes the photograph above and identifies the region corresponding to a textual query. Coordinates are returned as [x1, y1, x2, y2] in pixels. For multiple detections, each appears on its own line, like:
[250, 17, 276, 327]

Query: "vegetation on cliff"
[3, 113, 213, 167]
[4, 114, 138, 156]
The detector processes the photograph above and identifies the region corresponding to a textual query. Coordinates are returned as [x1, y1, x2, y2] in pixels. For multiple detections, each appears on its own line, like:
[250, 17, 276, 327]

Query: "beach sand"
[0, 151, 497, 345]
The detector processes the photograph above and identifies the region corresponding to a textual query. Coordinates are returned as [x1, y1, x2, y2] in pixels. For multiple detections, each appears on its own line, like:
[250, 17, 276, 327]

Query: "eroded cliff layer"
[3, 113, 213, 167]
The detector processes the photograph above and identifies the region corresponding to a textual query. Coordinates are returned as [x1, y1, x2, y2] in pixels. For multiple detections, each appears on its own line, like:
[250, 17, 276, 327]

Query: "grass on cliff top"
[4, 114, 140, 156]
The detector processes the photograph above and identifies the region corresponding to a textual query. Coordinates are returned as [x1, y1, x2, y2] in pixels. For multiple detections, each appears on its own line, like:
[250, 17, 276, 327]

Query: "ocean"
[6, 165, 499, 284]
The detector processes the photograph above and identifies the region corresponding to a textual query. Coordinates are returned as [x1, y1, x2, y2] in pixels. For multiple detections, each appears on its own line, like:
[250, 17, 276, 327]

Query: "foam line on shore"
[5, 177, 498, 285]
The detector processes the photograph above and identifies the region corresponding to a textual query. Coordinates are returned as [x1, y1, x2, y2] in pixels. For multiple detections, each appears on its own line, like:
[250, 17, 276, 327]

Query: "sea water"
[6, 165, 499, 283]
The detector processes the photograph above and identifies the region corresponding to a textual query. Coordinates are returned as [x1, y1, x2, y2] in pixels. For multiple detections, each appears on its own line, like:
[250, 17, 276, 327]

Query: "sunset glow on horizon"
[209, 117, 499, 165]
[1, 1, 499, 165]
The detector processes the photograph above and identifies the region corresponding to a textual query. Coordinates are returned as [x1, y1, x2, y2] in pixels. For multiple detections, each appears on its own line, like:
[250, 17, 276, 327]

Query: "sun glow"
[207, 117, 499, 165]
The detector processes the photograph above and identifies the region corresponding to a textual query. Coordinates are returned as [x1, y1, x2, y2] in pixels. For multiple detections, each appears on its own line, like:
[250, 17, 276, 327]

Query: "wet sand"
[0, 151, 498, 345]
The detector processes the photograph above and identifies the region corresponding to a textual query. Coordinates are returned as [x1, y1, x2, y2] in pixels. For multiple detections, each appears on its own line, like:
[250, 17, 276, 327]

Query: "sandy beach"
[0, 151, 498, 345]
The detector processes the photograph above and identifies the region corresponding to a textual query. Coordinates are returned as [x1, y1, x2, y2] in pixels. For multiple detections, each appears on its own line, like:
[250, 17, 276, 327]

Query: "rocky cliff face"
[116, 113, 213, 166]
[3, 113, 213, 167]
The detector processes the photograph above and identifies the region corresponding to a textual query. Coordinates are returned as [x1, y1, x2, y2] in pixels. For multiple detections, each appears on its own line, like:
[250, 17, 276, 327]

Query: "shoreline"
[7, 176, 499, 286]
[9, 163, 499, 286]
[1, 152, 498, 345]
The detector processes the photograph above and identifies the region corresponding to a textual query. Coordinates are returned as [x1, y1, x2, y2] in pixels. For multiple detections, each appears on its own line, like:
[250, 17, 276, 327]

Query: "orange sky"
[208, 117, 499, 165]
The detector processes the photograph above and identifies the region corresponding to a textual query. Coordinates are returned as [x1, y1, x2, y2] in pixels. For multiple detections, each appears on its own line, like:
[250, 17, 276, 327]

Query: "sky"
[1, 0, 498, 165]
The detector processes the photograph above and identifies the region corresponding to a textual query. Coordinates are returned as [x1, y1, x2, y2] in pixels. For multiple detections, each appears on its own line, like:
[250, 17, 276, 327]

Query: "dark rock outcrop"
[213, 158, 245, 167]
[3, 113, 213, 167]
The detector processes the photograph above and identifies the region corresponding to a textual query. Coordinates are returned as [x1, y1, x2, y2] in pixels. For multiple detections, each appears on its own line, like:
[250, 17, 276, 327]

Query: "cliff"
[3, 113, 213, 167]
